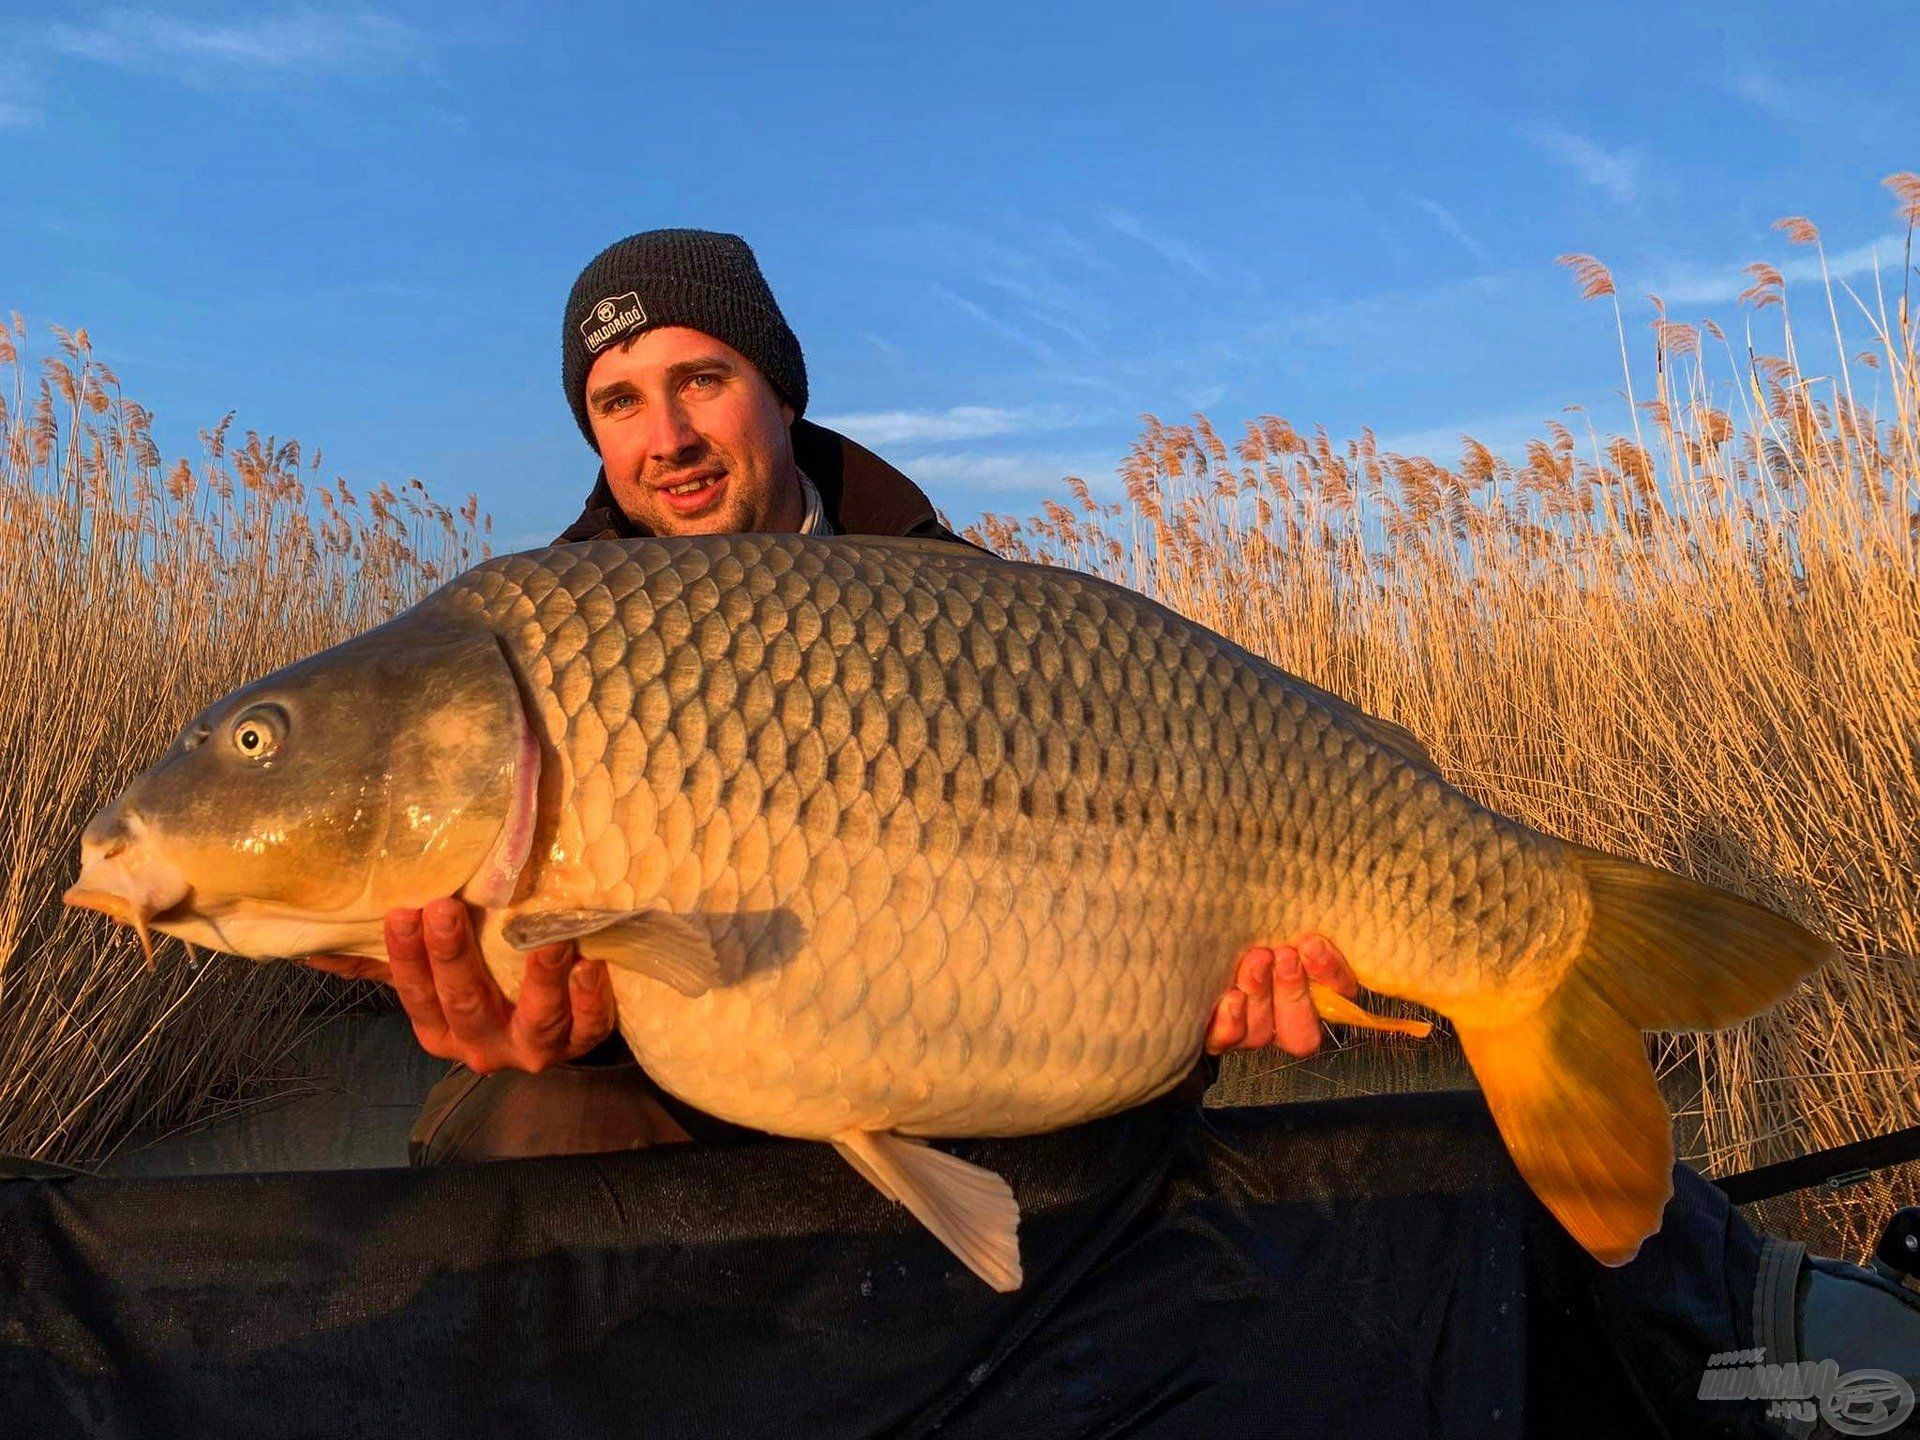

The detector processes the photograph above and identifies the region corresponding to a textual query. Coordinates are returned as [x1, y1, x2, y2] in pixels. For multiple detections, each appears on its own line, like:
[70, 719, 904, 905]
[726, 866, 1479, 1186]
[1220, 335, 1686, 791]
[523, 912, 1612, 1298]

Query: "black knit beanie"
[561, 229, 808, 449]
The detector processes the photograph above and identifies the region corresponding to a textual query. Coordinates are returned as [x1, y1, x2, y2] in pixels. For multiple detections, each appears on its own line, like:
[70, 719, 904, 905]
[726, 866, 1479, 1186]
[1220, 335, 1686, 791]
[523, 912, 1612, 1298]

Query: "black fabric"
[562, 228, 808, 445]
[0, 1091, 1781, 1439]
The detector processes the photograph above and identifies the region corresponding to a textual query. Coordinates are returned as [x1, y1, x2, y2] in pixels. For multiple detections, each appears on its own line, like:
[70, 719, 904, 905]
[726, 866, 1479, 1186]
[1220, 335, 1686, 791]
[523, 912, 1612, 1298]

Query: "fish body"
[456, 538, 1570, 1136]
[67, 535, 1829, 1289]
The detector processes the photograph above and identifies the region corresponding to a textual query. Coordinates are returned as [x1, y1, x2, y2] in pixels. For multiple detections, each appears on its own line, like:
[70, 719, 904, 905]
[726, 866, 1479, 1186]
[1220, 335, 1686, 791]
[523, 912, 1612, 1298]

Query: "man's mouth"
[656, 469, 727, 515]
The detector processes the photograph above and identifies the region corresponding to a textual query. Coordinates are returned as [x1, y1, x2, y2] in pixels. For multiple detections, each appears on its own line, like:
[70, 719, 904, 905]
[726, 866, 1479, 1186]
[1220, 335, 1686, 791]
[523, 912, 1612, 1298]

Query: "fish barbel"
[65, 535, 1830, 1289]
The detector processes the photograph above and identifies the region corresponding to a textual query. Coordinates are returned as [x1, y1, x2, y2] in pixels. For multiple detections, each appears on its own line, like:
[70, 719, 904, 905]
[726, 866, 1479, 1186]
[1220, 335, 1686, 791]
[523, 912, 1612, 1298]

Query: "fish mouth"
[63, 847, 193, 969]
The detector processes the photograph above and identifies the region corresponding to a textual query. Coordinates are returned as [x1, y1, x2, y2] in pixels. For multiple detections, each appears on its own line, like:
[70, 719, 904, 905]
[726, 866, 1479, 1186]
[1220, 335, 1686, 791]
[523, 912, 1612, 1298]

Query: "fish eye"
[230, 704, 288, 762]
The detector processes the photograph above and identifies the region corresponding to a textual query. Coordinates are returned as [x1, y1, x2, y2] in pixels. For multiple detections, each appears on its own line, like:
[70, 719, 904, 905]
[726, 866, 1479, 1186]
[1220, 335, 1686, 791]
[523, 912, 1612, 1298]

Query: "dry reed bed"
[1, 181, 1914, 1259]
[0, 317, 486, 1164]
[968, 177, 1920, 1218]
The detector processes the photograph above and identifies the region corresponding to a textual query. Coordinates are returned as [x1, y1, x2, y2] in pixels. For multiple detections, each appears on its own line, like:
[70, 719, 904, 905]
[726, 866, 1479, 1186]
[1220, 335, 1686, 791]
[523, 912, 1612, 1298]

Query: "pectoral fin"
[1308, 981, 1435, 1038]
[833, 1130, 1023, 1292]
[501, 908, 721, 997]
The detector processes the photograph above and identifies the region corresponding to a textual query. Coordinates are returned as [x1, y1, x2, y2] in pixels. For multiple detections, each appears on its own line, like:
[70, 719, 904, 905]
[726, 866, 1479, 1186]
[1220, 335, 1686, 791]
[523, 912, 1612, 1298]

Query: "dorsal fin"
[1280, 671, 1441, 773]
[1348, 711, 1440, 772]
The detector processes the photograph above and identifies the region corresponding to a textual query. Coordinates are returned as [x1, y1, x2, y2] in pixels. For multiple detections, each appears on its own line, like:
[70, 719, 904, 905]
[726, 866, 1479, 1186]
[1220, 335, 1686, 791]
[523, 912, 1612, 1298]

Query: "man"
[309, 231, 1919, 1421]
[306, 229, 1347, 1157]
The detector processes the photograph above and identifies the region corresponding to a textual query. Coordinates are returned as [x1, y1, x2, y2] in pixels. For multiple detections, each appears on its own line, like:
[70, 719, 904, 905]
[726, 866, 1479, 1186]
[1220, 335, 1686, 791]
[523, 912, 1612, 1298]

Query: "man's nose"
[642, 398, 703, 462]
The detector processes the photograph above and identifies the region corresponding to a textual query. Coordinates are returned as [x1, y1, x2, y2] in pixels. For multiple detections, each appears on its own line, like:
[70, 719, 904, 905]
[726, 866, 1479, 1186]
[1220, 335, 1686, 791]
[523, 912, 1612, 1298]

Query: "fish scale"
[70, 531, 1829, 1288]
[432, 535, 1562, 1139]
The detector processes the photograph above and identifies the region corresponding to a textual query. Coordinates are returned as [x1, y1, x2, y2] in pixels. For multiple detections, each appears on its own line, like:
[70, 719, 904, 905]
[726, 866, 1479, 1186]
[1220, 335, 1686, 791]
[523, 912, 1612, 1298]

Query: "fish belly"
[441, 536, 1586, 1140]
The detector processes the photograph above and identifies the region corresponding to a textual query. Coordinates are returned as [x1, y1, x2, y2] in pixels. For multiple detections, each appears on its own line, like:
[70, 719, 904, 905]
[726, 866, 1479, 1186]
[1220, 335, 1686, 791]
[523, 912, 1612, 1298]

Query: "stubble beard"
[617, 454, 804, 538]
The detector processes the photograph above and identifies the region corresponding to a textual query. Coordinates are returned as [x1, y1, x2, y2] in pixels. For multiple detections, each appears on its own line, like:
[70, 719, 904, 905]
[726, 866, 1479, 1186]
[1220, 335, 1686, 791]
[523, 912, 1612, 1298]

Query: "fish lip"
[62, 849, 194, 966]
[63, 854, 192, 919]
[61, 883, 141, 924]
[61, 884, 194, 928]
[61, 884, 192, 970]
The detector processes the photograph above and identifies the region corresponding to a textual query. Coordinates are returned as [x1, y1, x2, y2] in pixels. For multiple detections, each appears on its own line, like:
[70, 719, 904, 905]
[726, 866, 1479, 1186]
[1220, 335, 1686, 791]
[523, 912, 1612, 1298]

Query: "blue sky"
[6, 1, 1918, 549]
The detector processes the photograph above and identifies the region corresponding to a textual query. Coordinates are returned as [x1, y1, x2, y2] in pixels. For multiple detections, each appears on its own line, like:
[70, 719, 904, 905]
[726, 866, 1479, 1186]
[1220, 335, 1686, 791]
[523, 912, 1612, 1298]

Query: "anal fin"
[501, 908, 721, 997]
[833, 1130, 1023, 1292]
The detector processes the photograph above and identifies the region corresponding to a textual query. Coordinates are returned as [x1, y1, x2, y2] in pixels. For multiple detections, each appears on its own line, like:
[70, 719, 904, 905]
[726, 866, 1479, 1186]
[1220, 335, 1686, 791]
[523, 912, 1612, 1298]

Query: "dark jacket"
[412, 422, 984, 1163]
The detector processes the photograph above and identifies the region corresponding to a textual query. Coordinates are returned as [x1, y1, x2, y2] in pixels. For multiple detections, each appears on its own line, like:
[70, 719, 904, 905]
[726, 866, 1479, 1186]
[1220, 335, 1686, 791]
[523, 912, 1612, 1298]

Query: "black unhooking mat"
[0, 1091, 1775, 1439]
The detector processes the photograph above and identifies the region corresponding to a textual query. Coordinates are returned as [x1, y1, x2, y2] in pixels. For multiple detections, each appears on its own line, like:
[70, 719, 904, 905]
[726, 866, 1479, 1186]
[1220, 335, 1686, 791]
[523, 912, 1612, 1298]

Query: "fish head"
[64, 619, 539, 962]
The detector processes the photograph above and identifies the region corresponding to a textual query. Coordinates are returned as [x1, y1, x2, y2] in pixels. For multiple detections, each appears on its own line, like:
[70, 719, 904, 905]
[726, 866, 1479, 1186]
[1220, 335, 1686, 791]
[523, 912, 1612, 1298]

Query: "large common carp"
[66, 535, 1829, 1290]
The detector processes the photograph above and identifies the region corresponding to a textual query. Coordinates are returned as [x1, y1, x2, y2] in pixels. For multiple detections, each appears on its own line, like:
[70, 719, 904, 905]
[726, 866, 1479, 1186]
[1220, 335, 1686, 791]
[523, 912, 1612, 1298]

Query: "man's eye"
[686, 373, 721, 391]
[605, 394, 635, 412]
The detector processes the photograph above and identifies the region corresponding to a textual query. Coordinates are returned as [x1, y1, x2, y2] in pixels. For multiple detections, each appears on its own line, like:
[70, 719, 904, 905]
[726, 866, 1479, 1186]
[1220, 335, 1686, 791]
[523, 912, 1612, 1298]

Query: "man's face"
[584, 326, 800, 536]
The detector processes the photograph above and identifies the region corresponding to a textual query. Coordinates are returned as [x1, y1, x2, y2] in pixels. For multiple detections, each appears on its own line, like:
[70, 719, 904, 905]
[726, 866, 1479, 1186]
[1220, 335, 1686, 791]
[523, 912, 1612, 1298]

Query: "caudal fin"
[1453, 846, 1833, 1266]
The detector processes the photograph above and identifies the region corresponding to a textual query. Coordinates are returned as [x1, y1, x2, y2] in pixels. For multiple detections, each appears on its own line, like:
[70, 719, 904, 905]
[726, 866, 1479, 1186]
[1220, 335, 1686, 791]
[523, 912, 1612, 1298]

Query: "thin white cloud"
[0, 63, 41, 125]
[1724, 67, 1796, 121]
[1718, 57, 1898, 139]
[1249, 270, 1514, 349]
[918, 226, 1114, 352]
[902, 448, 1119, 497]
[44, 8, 427, 75]
[905, 219, 1238, 404]
[1103, 209, 1216, 282]
[973, 269, 1100, 349]
[1034, 222, 1124, 278]
[931, 284, 1069, 370]
[1650, 231, 1908, 307]
[812, 404, 1085, 447]
[1407, 194, 1491, 264]
[1530, 124, 1642, 204]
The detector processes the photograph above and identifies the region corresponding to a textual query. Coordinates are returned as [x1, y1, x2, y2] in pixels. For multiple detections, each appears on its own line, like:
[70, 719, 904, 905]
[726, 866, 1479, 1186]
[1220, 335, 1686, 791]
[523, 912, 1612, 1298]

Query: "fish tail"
[1451, 844, 1833, 1266]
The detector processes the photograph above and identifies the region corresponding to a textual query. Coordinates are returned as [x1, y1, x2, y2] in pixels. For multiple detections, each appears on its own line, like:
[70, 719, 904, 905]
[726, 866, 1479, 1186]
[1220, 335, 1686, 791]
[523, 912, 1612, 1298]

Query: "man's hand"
[308, 908, 1354, 1068]
[301, 897, 618, 1073]
[1204, 935, 1359, 1057]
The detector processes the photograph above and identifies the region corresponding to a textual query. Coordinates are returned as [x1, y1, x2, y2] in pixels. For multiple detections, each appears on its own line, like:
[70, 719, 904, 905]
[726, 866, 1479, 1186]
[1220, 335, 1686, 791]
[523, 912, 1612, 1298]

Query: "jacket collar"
[556, 418, 942, 544]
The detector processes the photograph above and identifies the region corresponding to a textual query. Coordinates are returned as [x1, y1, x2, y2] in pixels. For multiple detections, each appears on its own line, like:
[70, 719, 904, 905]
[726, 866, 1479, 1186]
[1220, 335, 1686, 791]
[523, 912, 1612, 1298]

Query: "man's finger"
[1205, 989, 1248, 1055]
[1298, 933, 1360, 999]
[421, 898, 507, 1047]
[1270, 944, 1325, 1057]
[1240, 947, 1276, 1050]
[508, 943, 579, 1065]
[385, 909, 453, 1051]
[1230, 947, 1267, 997]
[565, 959, 618, 1058]
[299, 953, 393, 984]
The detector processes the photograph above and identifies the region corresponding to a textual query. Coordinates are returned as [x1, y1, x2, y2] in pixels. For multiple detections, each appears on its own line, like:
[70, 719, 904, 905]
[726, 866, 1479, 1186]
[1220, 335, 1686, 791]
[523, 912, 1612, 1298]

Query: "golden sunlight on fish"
[64, 535, 1831, 1290]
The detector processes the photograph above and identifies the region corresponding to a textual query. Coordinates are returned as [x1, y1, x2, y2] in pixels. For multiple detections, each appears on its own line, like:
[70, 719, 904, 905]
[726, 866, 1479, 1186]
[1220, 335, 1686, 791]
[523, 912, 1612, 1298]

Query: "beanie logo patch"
[581, 292, 649, 353]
